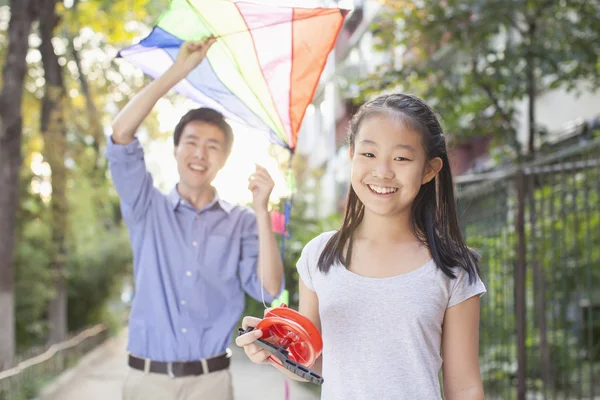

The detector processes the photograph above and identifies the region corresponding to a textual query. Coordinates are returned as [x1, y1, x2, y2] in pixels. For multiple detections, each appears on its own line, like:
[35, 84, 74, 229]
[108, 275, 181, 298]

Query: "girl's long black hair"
[317, 93, 480, 283]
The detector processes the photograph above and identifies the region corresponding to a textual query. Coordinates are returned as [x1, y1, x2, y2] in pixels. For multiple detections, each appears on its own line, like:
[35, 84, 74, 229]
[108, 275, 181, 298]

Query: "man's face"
[174, 120, 228, 191]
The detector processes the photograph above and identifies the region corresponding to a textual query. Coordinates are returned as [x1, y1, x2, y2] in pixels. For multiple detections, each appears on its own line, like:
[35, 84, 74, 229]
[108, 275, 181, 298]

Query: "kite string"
[260, 148, 295, 310]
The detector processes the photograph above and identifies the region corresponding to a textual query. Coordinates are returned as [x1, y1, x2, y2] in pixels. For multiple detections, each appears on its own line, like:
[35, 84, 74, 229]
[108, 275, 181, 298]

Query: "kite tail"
[280, 150, 295, 255]
[270, 149, 295, 309]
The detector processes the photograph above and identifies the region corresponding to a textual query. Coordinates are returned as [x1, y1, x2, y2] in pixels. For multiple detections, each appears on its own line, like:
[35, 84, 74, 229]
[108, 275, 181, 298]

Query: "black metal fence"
[456, 137, 600, 399]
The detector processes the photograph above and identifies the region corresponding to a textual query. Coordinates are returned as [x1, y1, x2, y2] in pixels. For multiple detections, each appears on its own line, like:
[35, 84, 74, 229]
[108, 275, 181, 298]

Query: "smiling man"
[106, 37, 284, 400]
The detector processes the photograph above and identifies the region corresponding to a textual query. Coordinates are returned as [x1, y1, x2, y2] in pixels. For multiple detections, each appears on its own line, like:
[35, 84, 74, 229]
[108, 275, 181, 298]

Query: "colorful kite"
[118, 0, 349, 151]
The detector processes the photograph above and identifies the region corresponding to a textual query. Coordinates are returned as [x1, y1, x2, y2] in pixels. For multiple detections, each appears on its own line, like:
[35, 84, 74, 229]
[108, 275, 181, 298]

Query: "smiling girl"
[236, 93, 486, 400]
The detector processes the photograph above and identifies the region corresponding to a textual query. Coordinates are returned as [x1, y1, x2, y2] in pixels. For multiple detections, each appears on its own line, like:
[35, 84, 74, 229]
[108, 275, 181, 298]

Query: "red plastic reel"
[256, 304, 323, 368]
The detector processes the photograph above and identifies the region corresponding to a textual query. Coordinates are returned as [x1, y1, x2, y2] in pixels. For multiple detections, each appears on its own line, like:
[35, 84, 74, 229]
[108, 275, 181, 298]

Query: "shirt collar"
[168, 186, 233, 214]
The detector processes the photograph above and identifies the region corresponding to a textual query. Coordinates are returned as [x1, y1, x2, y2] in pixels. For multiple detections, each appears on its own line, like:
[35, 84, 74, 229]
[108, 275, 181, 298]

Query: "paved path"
[39, 330, 319, 400]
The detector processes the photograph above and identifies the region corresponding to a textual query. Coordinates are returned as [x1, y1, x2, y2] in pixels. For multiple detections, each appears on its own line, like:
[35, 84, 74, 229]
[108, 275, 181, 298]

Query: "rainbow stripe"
[118, 0, 348, 150]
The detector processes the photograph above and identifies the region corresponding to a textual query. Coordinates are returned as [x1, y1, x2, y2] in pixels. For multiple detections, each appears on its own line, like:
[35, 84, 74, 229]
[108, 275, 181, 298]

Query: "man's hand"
[111, 36, 217, 145]
[172, 36, 216, 78]
[248, 164, 275, 214]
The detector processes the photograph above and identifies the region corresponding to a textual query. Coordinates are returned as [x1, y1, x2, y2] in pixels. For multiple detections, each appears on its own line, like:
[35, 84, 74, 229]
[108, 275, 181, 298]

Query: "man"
[106, 36, 284, 399]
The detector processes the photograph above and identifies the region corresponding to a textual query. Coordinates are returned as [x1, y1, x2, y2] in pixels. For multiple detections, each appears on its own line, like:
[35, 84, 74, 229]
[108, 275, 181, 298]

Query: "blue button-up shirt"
[105, 136, 282, 362]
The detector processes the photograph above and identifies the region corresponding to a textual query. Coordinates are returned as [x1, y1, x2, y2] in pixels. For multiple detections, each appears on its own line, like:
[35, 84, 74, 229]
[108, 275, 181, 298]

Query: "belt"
[128, 350, 231, 378]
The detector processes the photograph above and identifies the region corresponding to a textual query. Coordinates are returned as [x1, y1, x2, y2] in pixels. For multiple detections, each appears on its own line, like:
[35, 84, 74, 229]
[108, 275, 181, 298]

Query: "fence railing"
[457, 136, 600, 399]
[0, 324, 108, 400]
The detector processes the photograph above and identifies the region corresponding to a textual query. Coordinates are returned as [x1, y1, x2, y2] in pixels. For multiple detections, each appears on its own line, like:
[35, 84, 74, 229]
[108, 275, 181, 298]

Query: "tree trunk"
[525, 17, 551, 389]
[515, 170, 527, 400]
[40, 0, 69, 345]
[0, 0, 37, 369]
[526, 21, 537, 157]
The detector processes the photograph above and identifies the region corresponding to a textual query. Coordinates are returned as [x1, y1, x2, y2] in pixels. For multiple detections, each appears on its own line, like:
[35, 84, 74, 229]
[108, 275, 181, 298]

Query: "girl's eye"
[395, 157, 409, 161]
[361, 153, 375, 158]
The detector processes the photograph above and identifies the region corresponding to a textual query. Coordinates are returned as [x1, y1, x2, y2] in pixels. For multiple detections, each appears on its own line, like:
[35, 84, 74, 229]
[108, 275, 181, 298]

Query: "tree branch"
[469, 55, 522, 156]
[68, 36, 103, 170]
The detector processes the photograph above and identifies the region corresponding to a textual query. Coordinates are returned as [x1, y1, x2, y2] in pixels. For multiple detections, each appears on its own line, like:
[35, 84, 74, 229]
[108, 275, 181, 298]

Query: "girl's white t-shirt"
[296, 231, 487, 400]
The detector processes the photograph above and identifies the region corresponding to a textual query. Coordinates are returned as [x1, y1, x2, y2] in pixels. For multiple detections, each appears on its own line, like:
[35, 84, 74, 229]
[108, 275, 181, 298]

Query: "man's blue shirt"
[106, 136, 282, 362]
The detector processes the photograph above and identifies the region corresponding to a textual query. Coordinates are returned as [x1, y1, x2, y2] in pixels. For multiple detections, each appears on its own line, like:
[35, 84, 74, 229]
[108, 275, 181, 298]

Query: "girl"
[236, 93, 486, 400]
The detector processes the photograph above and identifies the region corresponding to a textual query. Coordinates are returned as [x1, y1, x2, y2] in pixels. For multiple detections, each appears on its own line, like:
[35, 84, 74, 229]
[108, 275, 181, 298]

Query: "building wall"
[515, 81, 600, 146]
[296, 0, 381, 218]
[447, 136, 493, 176]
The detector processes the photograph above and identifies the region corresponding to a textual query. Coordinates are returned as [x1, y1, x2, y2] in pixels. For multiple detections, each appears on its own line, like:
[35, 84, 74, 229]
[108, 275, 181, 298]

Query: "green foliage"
[358, 0, 600, 153]
[14, 138, 133, 348]
[14, 170, 54, 350]
[1, 0, 166, 352]
[66, 174, 132, 332]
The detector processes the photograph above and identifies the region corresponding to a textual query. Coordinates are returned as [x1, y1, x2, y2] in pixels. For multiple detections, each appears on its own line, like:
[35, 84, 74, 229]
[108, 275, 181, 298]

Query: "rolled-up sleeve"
[238, 210, 285, 303]
[105, 135, 154, 223]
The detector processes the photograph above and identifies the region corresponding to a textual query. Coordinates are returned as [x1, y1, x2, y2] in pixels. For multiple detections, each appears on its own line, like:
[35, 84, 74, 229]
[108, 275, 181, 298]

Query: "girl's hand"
[235, 315, 272, 365]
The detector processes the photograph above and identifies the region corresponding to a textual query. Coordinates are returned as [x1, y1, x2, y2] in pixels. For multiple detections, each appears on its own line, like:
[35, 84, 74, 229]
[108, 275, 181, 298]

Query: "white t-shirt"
[296, 231, 487, 400]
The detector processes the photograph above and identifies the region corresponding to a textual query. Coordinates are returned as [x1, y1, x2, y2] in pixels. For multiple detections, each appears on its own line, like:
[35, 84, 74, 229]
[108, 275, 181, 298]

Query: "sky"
[144, 98, 291, 206]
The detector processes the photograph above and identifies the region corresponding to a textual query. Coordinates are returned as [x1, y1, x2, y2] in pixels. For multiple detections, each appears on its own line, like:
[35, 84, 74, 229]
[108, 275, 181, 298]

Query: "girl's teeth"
[369, 185, 397, 194]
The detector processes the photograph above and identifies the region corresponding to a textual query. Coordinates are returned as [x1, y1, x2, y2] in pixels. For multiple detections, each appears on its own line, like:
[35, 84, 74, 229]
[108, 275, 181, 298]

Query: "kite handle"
[237, 327, 324, 385]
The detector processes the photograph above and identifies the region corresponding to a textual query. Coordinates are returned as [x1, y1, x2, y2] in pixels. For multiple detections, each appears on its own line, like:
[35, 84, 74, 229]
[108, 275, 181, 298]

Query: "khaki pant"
[122, 367, 234, 400]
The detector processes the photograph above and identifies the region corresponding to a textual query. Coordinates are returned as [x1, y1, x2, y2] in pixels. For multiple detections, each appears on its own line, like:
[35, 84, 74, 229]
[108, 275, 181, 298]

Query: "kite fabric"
[118, 0, 349, 151]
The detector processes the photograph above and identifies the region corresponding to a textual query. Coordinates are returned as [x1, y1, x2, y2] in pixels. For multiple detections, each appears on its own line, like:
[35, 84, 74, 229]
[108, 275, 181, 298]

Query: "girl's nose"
[372, 162, 395, 180]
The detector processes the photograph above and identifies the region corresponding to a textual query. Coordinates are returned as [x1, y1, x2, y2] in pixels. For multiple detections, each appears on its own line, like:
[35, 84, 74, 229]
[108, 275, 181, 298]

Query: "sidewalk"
[39, 330, 319, 400]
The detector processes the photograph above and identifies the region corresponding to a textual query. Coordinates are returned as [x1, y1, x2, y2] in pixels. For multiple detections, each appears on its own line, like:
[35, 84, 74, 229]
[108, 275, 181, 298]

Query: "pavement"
[38, 329, 319, 400]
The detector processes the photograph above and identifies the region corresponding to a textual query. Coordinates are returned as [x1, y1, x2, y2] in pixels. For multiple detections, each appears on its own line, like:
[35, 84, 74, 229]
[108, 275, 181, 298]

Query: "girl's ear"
[422, 157, 443, 184]
[349, 146, 355, 160]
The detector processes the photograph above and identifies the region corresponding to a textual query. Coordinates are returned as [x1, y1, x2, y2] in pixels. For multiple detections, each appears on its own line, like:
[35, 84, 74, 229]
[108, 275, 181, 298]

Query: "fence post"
[528, 169, 550, 392]
[515, 168, 527, 400]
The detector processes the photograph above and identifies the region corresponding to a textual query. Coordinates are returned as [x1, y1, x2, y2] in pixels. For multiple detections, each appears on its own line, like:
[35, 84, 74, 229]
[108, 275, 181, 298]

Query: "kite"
[117, 0, 349, 152]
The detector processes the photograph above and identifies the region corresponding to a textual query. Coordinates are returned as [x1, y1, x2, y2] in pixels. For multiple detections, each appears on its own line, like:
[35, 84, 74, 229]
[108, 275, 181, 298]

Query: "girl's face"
[350, 113, 442, 217]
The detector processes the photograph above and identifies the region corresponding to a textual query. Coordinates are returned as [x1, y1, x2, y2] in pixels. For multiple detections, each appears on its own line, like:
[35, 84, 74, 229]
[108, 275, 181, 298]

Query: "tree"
[0, 0, 37, 368]
[3, 0, 210, 356]
[39, 0, 70, 345]
[36, 0, 161, 345]
[360, 0, 600, 158]
[20, 0, 166, 347]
